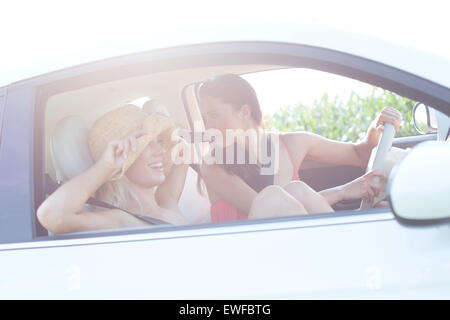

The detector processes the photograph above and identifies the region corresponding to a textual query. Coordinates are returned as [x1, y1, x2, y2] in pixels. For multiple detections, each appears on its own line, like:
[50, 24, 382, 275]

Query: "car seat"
[50, 116, 94, 183]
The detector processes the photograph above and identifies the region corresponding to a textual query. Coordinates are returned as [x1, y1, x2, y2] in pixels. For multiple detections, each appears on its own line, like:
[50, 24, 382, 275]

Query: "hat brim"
[111, 114, 177, 180]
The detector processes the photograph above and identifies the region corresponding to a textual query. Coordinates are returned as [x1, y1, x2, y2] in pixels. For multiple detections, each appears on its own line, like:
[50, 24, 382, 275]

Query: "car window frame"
[29, 207, 392, 244]
[0, 87, 6, 149]
[28, 41, 450, 244]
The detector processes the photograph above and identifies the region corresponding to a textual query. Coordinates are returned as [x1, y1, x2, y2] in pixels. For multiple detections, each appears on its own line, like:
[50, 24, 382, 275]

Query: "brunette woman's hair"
[197, 73, 263, 126]
[196, 74, 273, 194]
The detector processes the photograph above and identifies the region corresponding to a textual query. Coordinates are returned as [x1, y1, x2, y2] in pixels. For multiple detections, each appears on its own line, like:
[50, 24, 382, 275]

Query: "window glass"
[242, 68, 418, 141]
[40, 66, 419, 238]
[41, 72, 209, 237]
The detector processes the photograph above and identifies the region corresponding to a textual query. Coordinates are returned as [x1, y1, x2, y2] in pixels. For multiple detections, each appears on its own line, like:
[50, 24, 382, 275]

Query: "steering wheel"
[360, 122, 396, 209]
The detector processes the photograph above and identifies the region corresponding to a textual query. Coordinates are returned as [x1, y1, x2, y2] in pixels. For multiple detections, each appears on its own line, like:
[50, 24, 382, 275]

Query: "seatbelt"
[44, 174, 171, 226]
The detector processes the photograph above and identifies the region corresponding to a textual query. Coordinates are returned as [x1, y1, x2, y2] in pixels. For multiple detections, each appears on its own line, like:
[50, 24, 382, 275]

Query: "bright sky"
[1, 0, 449, 99]
[242, 68, 376, 115]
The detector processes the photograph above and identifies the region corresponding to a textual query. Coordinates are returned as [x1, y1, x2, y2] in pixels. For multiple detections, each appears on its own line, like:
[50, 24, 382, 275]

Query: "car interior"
[40, 62, 443, 237]
[44, 65, 283, 228]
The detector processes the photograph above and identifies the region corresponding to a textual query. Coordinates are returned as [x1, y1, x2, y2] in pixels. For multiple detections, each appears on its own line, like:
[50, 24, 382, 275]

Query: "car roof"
[4, 22, 450, 88]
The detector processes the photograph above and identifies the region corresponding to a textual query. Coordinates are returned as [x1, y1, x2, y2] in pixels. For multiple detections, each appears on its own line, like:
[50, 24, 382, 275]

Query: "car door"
[2, 211, 450, 299]
[0, 40, 449, 299]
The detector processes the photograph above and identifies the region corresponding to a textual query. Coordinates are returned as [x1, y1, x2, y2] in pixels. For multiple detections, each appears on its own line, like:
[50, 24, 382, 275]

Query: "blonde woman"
[37, 105, 189, 234]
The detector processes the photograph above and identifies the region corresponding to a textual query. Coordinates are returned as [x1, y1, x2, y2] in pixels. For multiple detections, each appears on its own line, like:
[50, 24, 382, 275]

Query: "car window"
[37, 64, 420, 239]
[242, 68, 418, 141]
[191, 67, 427, 214]
[5, 41, 441, 244]
[40, 71, 212, 237]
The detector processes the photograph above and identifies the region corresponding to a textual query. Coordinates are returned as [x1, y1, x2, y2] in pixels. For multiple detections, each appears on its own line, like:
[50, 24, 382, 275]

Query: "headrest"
[50, 116, 94, 183]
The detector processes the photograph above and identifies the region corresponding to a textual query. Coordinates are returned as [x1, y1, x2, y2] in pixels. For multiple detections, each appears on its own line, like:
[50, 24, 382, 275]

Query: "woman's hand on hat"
[97, 130, 147, 179]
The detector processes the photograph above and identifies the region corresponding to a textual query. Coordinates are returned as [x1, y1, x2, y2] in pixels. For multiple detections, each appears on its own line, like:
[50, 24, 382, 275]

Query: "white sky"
[243, 68, 376, 115]
[1, 0, 449, 106]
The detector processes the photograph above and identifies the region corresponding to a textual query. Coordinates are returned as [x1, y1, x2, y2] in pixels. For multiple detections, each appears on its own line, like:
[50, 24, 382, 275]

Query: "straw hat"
[88, 104, 178, 180]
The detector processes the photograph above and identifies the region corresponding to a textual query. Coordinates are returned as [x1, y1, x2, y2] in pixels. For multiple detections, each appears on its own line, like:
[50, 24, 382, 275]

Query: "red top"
[210, 136, 299, 223]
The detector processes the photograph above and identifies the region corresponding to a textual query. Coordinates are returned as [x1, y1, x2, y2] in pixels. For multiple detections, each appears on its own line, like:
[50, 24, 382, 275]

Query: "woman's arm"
[284, 107, 403, 169]
[155, 163, 188, 212]
[154, 137, 191, 211]
[284, 132, 372, 168]
[199, 164, 258, 214]
[37, 134, 148, 234]
[318, 170, 385, 205]
[284, 129, 388, 205]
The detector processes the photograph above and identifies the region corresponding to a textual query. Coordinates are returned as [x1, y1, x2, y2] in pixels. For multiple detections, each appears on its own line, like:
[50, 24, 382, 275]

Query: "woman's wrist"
[320, 186, 346, 206]
[339, 184, 349, 201]
[354, 140, 373, 167]
[94, 158, 119, 180]
[87, 160, 118, 192]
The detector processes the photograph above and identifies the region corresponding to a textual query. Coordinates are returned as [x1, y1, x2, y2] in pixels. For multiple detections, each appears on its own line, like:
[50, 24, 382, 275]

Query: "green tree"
[265, 87, 417, 142]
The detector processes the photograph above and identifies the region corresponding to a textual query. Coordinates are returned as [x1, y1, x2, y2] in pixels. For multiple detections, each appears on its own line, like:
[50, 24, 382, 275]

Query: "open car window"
[189, 68, 422, 210]
[38, 66, 419, 238]
[35, 43, 440, 240]
[242, 68, 418, 139]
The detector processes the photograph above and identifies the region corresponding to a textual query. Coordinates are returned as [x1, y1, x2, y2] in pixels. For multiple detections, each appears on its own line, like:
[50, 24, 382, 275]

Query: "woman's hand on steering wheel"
[366, 106, 402, 149]
[341, 170, 385, 203]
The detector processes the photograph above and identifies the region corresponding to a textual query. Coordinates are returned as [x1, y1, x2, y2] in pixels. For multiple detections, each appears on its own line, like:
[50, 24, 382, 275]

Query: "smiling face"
[125, 137, 166, 188]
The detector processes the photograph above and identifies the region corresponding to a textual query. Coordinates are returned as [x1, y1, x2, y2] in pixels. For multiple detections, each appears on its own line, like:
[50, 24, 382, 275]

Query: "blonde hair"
[87, 105, 177, 214]
[96, 176, 144, 215]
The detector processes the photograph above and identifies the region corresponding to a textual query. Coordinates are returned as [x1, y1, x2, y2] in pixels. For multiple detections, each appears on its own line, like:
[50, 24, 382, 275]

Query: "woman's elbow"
[36, 203, 65, 234]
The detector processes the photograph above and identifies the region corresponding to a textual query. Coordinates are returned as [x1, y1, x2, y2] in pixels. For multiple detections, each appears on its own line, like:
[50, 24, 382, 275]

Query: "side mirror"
[413, 102, 438, 135]
[388, 141, 450, 224]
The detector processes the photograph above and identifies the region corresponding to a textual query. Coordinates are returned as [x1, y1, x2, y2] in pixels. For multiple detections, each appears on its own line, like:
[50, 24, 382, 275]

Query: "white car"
[0, 23, 449, 299]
